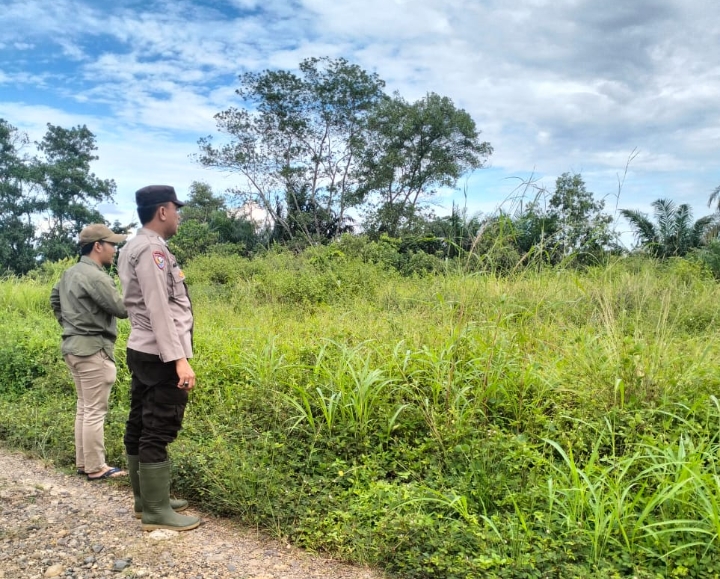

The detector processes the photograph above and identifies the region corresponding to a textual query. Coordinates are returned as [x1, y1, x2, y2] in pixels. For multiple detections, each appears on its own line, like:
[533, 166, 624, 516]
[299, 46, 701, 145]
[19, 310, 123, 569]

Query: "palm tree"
[620, 198, 717, 258]
[708, 184, 720, 211]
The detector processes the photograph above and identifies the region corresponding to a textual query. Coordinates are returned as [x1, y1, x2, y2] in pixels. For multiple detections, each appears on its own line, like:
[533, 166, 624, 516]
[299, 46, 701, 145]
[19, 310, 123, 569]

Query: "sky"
[1, 0, 719, 248]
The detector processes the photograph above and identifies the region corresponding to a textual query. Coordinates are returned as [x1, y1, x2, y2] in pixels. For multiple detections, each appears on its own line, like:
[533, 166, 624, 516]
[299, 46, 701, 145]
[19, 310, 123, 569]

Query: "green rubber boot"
[127, 455, 187, 519]
[138, 461, 200, 531]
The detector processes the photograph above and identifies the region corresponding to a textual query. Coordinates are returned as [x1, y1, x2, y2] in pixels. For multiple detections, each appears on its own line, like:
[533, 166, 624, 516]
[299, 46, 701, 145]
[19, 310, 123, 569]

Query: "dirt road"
[0, 446, 383, 579]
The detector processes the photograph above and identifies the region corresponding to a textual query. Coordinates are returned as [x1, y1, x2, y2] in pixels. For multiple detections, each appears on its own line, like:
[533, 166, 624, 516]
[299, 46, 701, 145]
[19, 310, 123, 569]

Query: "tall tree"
[35, 124, 116, 262]
[547, 172, 614, 259]
[197, 57, 386, 245]
[357, 93, 492, 237]
[621, 198, 716, 258]
[0, 120, 39, 275]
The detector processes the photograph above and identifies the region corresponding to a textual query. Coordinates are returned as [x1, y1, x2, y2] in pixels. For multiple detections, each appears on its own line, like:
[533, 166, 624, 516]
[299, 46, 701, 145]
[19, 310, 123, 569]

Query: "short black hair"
[80, 241, 96, 256]
[137, 203, 164, 225]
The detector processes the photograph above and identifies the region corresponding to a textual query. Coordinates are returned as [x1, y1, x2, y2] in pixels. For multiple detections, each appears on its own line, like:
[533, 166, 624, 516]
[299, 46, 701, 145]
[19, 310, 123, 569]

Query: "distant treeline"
[3, 57, 720, 276]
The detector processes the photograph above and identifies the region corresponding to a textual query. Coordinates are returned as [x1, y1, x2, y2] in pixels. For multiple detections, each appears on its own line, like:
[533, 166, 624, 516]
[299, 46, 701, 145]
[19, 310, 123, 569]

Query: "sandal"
[87, 466, 127, 481]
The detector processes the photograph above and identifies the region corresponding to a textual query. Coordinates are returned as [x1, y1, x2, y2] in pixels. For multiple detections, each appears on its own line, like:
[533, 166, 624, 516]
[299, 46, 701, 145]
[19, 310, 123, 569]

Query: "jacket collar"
[79, 255, 104, 271]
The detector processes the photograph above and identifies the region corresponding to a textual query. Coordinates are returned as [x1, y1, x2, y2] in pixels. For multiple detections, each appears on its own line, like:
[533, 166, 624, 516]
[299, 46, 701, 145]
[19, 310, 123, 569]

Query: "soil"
[0, 445, 385, 579]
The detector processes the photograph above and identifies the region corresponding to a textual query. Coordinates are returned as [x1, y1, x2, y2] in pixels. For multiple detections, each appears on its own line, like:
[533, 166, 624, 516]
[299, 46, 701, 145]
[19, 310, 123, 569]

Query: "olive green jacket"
[50, 257, 128, 361]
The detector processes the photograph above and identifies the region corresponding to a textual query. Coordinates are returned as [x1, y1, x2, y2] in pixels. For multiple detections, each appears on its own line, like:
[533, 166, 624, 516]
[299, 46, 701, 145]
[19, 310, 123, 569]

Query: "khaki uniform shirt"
[117, 228, 193, 362]
[50, 256, 128, 361]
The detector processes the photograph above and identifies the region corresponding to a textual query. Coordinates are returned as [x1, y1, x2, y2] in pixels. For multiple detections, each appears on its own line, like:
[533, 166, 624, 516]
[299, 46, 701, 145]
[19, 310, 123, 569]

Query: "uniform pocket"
[154, 384, 189, 406]
[149, 384, 188, 434]
[166, 264, 183, 293]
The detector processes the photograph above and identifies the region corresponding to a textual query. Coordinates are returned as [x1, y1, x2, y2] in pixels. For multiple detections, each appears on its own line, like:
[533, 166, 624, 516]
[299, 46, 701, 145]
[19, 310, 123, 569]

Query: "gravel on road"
[0, 446, 384, 579]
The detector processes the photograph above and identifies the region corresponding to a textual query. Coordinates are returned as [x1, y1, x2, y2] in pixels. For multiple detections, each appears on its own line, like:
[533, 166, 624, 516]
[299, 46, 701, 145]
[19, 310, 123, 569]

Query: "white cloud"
[0, 0, 718, 234]
[0, 103, 97, 138]
[0, 71, 49, 87]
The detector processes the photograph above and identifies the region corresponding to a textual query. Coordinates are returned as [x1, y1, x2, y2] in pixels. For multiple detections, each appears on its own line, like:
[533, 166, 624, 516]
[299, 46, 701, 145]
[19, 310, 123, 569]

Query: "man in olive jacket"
[50, 224, 129, 481]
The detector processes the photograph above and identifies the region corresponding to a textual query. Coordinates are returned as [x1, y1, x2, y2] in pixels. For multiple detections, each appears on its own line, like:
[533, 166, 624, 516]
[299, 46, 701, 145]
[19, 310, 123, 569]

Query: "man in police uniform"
[51, 224, 128, 481]
[118, 185, 200, 531]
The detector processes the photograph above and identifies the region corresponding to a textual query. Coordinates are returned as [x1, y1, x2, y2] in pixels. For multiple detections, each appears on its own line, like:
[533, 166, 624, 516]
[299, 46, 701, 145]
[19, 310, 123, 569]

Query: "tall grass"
[0, 277, 54, 315]
[5, 252, 720, 577]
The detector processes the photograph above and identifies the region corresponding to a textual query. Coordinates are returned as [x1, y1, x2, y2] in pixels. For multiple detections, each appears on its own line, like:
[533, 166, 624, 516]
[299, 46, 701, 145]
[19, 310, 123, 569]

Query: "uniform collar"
[79, 255, 105, 271]
[137, 227, 168, 245]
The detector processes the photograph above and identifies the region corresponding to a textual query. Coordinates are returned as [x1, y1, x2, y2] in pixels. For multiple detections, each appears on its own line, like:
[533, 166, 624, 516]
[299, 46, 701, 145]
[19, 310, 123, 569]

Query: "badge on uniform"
[172, 262, 185, 279]
[153, 251, 166, 270]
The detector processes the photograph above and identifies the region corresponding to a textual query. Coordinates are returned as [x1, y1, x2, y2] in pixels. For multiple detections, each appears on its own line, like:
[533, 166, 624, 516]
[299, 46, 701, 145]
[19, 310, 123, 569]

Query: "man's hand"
[175, 358, 196, 390]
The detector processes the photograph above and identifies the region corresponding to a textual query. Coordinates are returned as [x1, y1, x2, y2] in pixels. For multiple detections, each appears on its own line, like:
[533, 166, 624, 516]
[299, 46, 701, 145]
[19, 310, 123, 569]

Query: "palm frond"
[652, 198, 676, 241]
[708, 185, 720, 210]
[620, 208, 657, 248]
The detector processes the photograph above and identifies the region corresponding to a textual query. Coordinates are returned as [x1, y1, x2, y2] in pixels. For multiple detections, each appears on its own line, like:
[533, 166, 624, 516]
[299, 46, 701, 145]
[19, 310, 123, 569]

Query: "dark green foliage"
[462, 214, 523, 274]
[270, 182, 355, 247]
[169, 181, 259, 262]
[183, 245, 397, 305]
[357, 93, 492, 238]
[0, 120, 40, 275]
[512, 204, 559, 261]
[197, 57, 386, 245]
[332, 234, 447, 276]
[693, 240, 720, 279]
[621, 198, 718, 258]
[546, 173, 615, 263]
[0, 341, 46, 397]
[34, 124, 116, 262]
[426, 202, 484, 258]
[0, 119, 117, 273]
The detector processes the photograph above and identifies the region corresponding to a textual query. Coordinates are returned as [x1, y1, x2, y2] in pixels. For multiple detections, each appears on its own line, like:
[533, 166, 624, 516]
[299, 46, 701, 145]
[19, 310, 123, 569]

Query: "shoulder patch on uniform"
[152, 251, 167, 270]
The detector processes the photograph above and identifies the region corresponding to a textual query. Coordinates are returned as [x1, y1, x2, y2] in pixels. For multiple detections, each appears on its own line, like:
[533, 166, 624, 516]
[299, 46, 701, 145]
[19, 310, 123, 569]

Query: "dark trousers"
[124, 349, 188, 463]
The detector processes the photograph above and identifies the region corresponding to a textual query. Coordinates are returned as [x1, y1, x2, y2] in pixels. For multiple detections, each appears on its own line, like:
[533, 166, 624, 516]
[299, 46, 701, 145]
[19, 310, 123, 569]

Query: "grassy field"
[2, 248, 720, 578]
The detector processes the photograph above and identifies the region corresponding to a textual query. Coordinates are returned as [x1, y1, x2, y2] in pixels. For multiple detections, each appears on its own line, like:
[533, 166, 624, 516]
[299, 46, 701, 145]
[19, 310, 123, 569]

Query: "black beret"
[135, 185, 186, 208]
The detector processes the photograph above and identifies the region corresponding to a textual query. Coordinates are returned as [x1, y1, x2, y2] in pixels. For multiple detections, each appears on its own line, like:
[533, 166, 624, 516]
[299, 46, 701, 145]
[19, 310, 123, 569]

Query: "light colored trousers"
[64, 351, 116, 473]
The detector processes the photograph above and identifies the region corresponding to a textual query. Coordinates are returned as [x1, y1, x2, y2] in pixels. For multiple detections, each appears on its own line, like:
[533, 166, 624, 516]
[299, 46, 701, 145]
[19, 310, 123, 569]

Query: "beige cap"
[78, 224, 128, 246]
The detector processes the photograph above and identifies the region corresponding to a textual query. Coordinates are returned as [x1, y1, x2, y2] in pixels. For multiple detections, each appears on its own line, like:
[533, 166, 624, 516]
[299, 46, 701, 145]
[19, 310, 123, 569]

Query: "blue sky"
[2, 0, 719, 248]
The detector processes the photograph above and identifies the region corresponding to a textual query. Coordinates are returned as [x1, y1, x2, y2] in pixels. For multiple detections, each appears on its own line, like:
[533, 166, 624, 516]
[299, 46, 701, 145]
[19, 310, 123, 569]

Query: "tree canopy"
[198, 57, 492, 244]
[547, 172, 615, 259]
[356, 92, 492, 237]
[0, 120, 118, 274]
[197, 57, 387, 246]
[35, 124, 116, 262]
[0, 120, 37, 275]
